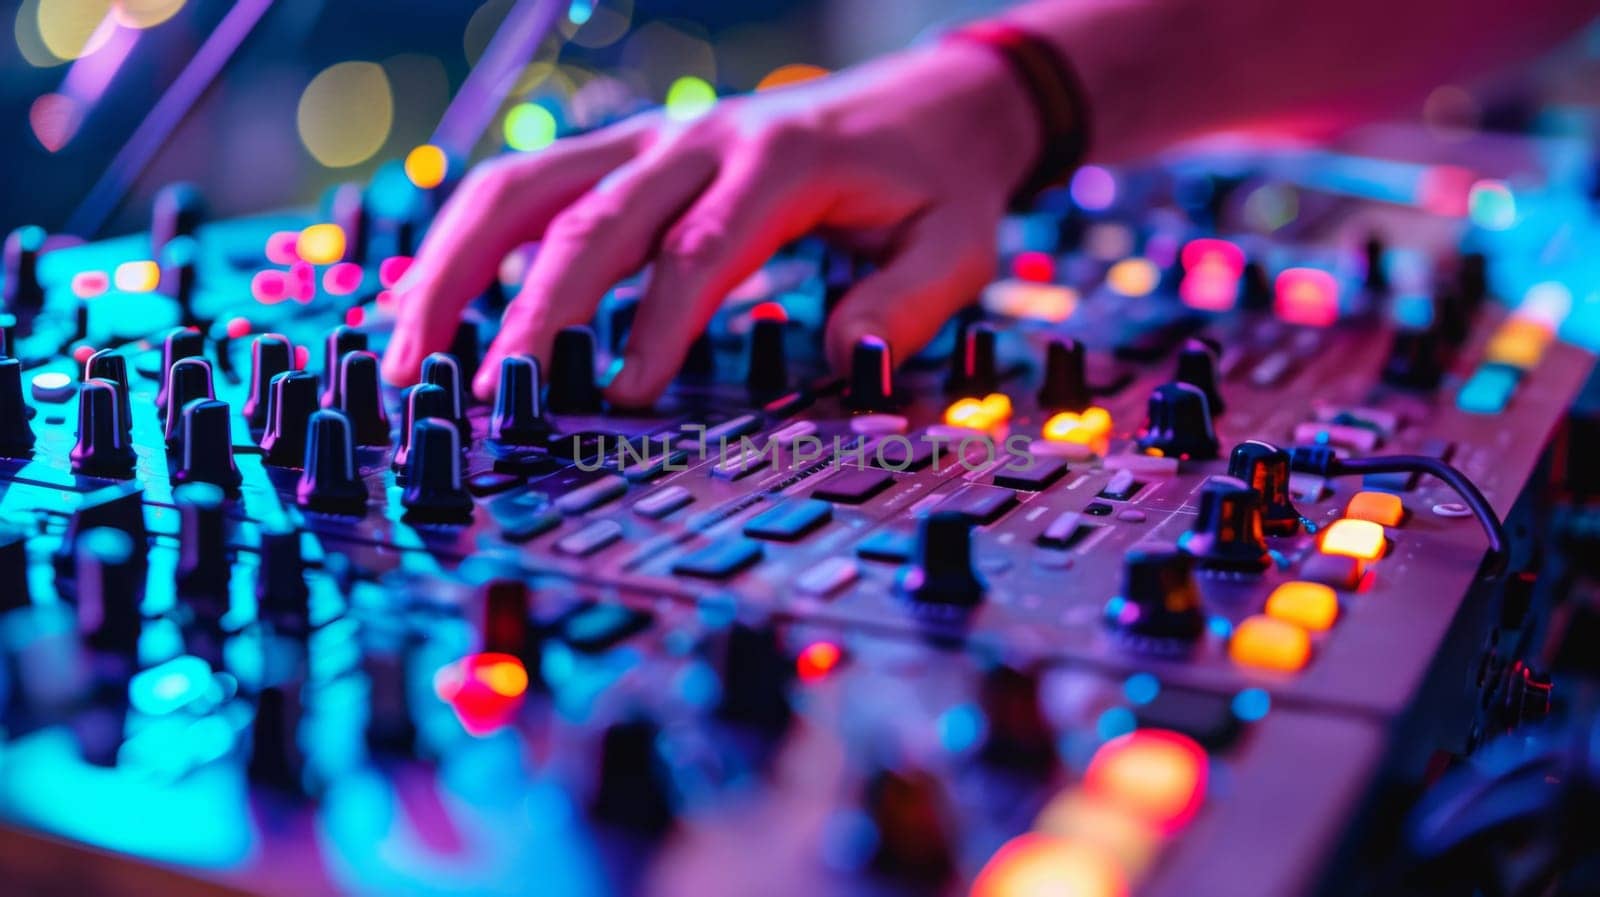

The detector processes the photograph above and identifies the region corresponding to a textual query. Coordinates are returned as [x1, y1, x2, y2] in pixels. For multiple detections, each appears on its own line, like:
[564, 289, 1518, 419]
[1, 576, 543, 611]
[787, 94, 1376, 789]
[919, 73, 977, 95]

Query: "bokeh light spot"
[664, 75, 716, 121]
[297, 61, 394, 168]
[756, 63, 828, 92]
[111, 0, 185, 29]
[403, 144, 448, 189]
[503, 102, 557, 151]
[36, 0, 114, 62]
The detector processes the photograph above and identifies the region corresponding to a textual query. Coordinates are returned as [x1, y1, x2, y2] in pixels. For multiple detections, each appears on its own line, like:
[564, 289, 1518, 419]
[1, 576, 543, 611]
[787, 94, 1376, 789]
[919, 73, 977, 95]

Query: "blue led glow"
[1232, 688, 1271, 721]
[129, 655, 212, 715]
[937, 703, 987, 753]
[567, 0, 593, 25]
[1208, 616, 1234, 639]
[1095, 706, 1138, 741]
[1123, 672, 1160, 705]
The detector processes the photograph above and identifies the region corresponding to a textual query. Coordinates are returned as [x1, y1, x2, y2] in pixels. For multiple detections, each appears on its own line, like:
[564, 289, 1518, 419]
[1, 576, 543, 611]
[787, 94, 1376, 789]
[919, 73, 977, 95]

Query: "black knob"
[76, 527, 143, 655]
[863, 767, 955, 884]
[296, 409, 368, 515]
[401, 418, 473, 523]
[1382, 326, 1449, 390]
[489, 355, 548, 445]
[1184, 475, 1270, 572]
[159, 236, 199, 325]
[84, 349, 132, 443]
[1456, 251, 1488, 307]
[0, 357, 36, 458]
[745, 316, 789, 401]
[1362, 231, 1388, 292]
[244, 334, 292, 431]
[678, 331, 716, 380]
[1174, 338, 1225, 416]
[946, 322, 998, 397]
[162, 357, 214, 448]
[1238, 260, 1272, 310]
[1106, 545, 1204, 645]
[591, 715, 676, 835]
[3, 226, 45, 314]
[844, 335, 896, 411]
[1433, 287, 1472, 346]
[1036, 337, 1091, 412]
[335, 351, 390, 447]
[174, 399, 241, 491]
[547, 326, 600, 415]
[174, 482, 229, 609]
[420, 352, 470, 441]
[248, 682, 306, 793]
[1227, 440, 1299, 535]
[260, 370, 319, 467]
[978, 665, 1054, 773]
[155, 326, 204, 412]
[364, 646, 417, 755]
[1138, 382, 1219, 460]
[257, 518, 310, 633]
[319, 325, 367, 409]
[1, 526, 32, 611]
[328, 182, 368, 266]
[72, 379, 137, 477]
[393, 383, 450, 473]
[716, 622, 793, 733]
[151, 182, 204, 260]
[897, 511, 985, 608]
[447, 319, 482, 388]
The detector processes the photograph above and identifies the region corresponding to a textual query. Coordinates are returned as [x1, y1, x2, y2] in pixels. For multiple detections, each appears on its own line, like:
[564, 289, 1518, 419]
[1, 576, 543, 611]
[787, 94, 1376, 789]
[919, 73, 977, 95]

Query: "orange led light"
[113, 260, 160, 293]
[1485, 318, 1553, 370]
[1320, 518, 1386, 561]
[297, 223, 346, 265]
[796, 641, 842, 682]
[1043, 406, 1112, 444]
[944, 394, 1013, 430]
[1265, 581, 1339, 631]
[972, 834, 1129, 897]
[1180, 238, 1245, 278]
[980, 393, 1013, 422]
[1034, 790, 1161, 876]
[755, 63, 829, 92]
[1230, 615, 1312, 672]
[945, 397, 986, 428]
[1274, 268, 1339, 327]
[1083, 729, 1208, 833]
[404, 144, 449, 189]
[1345, 491, 1404, 527]
[1107, 258, 1158, 298]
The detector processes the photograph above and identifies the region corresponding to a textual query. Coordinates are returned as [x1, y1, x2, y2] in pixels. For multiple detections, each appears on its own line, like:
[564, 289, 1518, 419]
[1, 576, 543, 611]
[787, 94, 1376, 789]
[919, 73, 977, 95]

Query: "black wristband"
[944, 21, 1093, 208]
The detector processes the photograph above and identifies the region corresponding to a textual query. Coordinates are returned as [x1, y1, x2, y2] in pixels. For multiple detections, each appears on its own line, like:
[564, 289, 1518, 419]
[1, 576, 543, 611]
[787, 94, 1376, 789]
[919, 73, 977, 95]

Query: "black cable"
[1289, 446, 1508, 577]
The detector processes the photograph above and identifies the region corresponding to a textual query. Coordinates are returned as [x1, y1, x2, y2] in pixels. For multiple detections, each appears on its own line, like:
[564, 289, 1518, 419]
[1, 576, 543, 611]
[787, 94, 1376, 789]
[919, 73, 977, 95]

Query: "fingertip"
[602, 355, 660, 409]
[471, 359, 499, 402]
[381, 338, 417, 386]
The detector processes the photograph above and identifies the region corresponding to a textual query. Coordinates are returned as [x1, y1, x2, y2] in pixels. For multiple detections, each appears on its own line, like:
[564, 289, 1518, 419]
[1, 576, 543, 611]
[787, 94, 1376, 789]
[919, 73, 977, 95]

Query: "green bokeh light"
[504, 103, 558, 151]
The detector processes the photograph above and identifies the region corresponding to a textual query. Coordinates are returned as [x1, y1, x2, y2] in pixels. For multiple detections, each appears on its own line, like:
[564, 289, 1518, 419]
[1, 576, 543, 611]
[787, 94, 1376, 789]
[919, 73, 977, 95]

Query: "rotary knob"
[1138, 382, 1219, 460]
[1227, 440, 1299, 535]
[1183, 475, 1270, 572]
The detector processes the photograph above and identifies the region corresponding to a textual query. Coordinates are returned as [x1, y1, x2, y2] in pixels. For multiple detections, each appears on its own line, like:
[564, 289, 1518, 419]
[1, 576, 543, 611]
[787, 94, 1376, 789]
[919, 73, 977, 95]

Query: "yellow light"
[981, 281, 1078, 322]
[1320, 518, 1386, 561]
[972, 834, 1129, 897]
[1034, 791, 1160, 877]
[404, 144, 448, 189]
[1265, 582, 1339, 631]
[980, 392, 1013, 423]
[113, 260, 160, 293]
[1080, 406, 1112, 437]
[35, 0, 115, 63]
[297, 224, 347, 265]
[1084, 729, 1208, 832]
[1230, 615, 1312, 672]
[1106, 258, 1158, 298]
[475, 656, 530, 697]
[1345, 491, 1405, 527]
[1043, 406, 1112, 445]
[944, 397, 985, 428]
[756, 63, 829, 92]
[112, 0, 186, 29]
[297, 61, 394, 168]
[1485, 318, 1553, 370]
[944, 394, 1013, 431]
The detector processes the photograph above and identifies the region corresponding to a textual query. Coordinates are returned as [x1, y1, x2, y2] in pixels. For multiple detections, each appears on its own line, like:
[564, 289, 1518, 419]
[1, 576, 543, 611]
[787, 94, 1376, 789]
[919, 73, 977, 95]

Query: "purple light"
[1070, 165, 1117, 211]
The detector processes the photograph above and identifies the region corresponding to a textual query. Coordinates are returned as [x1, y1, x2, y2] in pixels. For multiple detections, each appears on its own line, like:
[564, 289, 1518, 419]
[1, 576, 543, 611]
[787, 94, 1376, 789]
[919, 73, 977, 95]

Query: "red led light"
[225, 317, 252, 339]
[1180, 238, 1245, 278]
[796, 641, 842, 682]
[375, 289, 395, 309]
[294, 345, 310, 369]
[433, 652, 529, 737]
[251, 270, 289, 304]
[72, 344, 96, 364]
[1012, 250, 1056, 284]
[1274, 268, 1340, 327]
[750, 301, 788, 323]
[379, 256, 414, 289]
[71, 270, 109, 299]
[323, 262, 363, 296]
[345, 306, 366, 327]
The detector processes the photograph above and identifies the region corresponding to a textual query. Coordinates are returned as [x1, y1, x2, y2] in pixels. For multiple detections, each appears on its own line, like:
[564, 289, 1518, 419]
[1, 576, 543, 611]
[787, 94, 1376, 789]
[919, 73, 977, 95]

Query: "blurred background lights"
[756, 63, 829, 91]
[297, 223, 346, 265]
[111, 0, 186, 29]
[404, 144, 448, 188]
[972, 834, 1129, 897]
[297, 61, 394, 168]
[664, 75, 716, 121]
[503, 102, 557, 151]
[559, 0, 631, 48]
[1467, 179, 1517, 230]
[1069, 165, 1117, 211]
[31, 0, 115, 64]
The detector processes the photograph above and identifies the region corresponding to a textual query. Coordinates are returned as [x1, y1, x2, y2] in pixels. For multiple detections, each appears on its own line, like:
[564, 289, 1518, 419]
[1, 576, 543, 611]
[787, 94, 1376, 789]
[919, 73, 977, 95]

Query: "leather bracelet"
[943, 21, 1093, 208]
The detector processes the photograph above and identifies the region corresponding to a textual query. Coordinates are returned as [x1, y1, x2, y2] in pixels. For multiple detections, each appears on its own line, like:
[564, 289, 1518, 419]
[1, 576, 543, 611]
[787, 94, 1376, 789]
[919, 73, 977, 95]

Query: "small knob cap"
[977, 665, 1054, 772]
[420, 352, 470, 442]
[84, 349, 132, 444]
[1174, 338, 1226, 416]
[1227, 440, 1299, 535]
[745, 316, 789, 401]
[1456, 252, 1488, 307]
[243, 335, 292, 431]
[897, 511, 985, 608]
[1362, 231, 1388, 292]
[863, 767, 955, 884]
[1184, 475, 1270, 572]
[319, 325, 368, 408]
[163, 357, 215, 448]
[946, 322, 998, 397]
[76, 527, 143, 655]
[159, 236, 199, 325]
[174, 482, 230, 609]
[3, 225, 46, 314]
[591, 715, 676, 835]
[401, 418, 473, 523]
[1036, 337, 1091, 412]
[1138, 382, 1219, 460]
[1107, 545, 1204, 645]
[547, 326, 601, 414]
[248, 682, 306, 793]
[155, 326, 204, 412]
[844, 335, 896, 411]
[1, 526, 34, 611]
[295, 410, 368, 515]
[71, 379, 136, 477]
[260, 370, 319, 467]
[1381, 326, 1448, 390]
[1238, 260, 1272, 310]
[335, 351, 390, 446]
[481, 579, 532, 659]
[678, 331, 716, 380]
[257, 518, 310, 633]
[1433, 288, 1472, 346]
[489, 355, 549, 445]
[393, 383, 450, 474]
[174, 398, 241, 491]
[150, 182, 204, 260]
[716, 622, 793, 733]
[0, 357, 37, 458]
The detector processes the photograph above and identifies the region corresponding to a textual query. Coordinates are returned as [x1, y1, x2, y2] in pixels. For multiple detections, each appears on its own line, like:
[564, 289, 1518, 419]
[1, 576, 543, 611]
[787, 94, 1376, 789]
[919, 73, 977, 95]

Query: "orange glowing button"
[1083, 729, 1208, 832]
[1320, 518, 1386, 561]
[1230, 615, 1312, 672]
[297, 223, 347, 265]
[113, 260, 160, 293]
[1345, 491, 1405, 527]
[1265, 581, 1339, 631]
[1274, 268, 1340, 327]
[433, 652, 529, 736]
[1485, 318, 1553, 370]
[1107, 257, 1158, 298]
[796, 641, 842, 682]
[972, 834, 1129, 897]
[1043, 406, 1113, 444]
[404, 144, 449, 189]
[979, 393, 1013, 423]
[1180, 238, 1245, 277]
[945, 397, 986, 428]
[1034, 790, 1161, 876]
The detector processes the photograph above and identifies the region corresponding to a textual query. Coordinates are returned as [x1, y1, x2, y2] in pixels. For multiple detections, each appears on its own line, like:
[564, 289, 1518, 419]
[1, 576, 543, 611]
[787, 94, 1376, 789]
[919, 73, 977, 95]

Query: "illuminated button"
[1320, 518, 1386, 561]
[1484, 318, 1552, 370]
[1082, 729, 1208, 832]
[1345, 491, 1404, 527]
[1265, 582, 1339, 631]
[1457, 364, 1519, 414]
[30, 371, 74, 402]
[297, 223, 346, 265]
[113, 260, 160, 293]
[1043, 405, 1113, 444]
[1033, 791, 1160, 877]
[972, 834, 1130, 897]
[1230, 615, 1312, 672]
[1107, 257, 1158, 297]
[943, 393, 1012, 430]
[795, 557, 858, 595]
[1274, 268, 1340, 327]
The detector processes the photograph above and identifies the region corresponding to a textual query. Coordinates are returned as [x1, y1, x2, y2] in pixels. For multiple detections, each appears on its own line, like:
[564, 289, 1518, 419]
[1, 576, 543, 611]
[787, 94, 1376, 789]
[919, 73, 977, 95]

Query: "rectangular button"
[554, 474, 628, 514]
[556, 519, 623, 556]
[554, 603, 652, 653]
[712, 445, 770, 480]
[991, 455, 1069, 491]
[1037, 511, 1093, 549]
[934, 483, 1017, 525]
[795, 557, 858, 595]
[672, 538, 763, 579]
[502, 507, 561, 543]
[857, 529, 915, 563]
[813, 467, 895, 504]
[1098, 468, 1140, 500]
[703, 413, 762, 442]
[1301, 552, 1365, 590]
[870, 435, 936, 471]
[622, 449, 687, 483]
[1293, 422, 1379, 453]
[1457, 363, 1520, 415]
[744, 499, 833, 541]
[1103, 454, 1179, 476]
[633, 485, 693, 519]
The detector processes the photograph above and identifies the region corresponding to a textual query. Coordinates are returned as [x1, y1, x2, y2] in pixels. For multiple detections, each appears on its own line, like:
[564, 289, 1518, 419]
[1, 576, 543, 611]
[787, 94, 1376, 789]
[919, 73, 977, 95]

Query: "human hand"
[381, 41, 1040, 406]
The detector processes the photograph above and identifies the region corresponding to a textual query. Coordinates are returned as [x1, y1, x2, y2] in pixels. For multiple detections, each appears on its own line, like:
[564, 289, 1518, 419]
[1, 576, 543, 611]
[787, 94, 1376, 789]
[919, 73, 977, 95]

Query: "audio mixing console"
[0, 134, 1596, 897]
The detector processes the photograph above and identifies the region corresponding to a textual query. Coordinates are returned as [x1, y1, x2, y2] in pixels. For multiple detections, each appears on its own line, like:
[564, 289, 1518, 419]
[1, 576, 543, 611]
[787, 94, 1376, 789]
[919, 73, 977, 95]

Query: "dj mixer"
[1, 130, 1597, 897]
